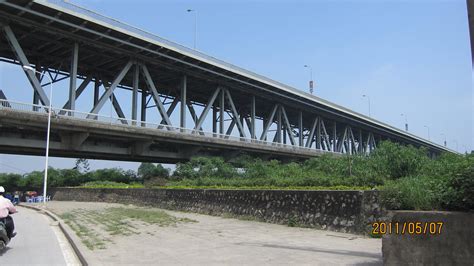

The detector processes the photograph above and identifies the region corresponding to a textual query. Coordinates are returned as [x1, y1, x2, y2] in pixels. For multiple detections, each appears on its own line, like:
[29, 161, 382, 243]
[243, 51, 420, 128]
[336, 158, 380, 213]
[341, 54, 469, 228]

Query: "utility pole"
[304, 65, 314, 94]
[400, 113, 408, 131]
[187, 9, 197, 50]
[362, 94, 371, 117]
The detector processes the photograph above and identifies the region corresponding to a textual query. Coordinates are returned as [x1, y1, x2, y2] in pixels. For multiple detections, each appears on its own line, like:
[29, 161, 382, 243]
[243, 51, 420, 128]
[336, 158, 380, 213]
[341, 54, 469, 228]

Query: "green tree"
[91, 168, 134, 183]
[75, 158, 90, 173]
[138, 163, 169, 181]
[0, 173, 22, 190]
[18, 171, 44, 190]
[174, 157, 235, 179]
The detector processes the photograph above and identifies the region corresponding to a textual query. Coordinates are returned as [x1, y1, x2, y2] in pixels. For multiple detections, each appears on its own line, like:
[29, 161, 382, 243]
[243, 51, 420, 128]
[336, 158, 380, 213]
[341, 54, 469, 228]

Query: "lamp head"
[22, 65, 35, 72]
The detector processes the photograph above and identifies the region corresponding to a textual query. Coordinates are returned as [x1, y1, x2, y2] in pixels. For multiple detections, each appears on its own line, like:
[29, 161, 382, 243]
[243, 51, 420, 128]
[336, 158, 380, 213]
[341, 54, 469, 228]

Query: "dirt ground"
[45, 201, 382, 265]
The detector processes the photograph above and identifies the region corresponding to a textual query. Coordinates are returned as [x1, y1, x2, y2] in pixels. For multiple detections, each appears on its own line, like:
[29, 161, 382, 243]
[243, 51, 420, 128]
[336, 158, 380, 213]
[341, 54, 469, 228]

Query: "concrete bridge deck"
[0, 103, 327, 163]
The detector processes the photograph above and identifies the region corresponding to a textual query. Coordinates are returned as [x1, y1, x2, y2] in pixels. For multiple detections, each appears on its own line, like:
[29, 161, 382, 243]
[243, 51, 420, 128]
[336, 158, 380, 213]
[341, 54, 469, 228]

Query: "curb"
[19, 203, 88, 266]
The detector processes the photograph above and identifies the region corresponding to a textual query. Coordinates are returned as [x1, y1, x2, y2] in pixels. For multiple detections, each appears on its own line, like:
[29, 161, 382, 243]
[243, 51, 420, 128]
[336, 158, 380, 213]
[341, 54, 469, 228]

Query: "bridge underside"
[0, 0, 451, 163]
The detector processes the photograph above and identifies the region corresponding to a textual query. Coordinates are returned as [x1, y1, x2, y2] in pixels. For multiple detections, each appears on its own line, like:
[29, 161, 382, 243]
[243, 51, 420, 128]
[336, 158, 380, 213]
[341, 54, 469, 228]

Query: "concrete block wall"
[383, 211, 474, 265]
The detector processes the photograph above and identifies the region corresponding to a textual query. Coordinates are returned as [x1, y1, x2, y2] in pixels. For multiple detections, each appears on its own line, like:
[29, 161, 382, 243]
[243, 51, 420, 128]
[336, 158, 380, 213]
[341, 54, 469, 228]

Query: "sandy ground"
[44, 201, 382, 266]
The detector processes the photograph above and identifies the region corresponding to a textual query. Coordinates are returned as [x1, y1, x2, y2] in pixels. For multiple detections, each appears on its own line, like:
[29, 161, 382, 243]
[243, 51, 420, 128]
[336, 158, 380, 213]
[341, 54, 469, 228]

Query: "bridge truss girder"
[0, 7, 445, 161]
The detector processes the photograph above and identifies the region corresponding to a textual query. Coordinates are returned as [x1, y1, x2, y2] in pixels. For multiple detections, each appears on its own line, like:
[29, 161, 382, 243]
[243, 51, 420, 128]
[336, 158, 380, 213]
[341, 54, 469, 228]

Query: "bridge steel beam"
[224, 88, 246, 138]
[180, 75, 187, 128]
[33, 62, 41, 110]
[260, 104, 278, 141]
[195, 87, 221, 130]
[68, 42, 79, 113]
[141, 64, 172, 127]
[280, 106, 295, 146]
[88, 60, 133, 116]
[298, 111, 303, 147]
[219, 88, 225, 135]
[251, 96, 256, 139]
[2, 25, 50, 106]
[132, 63, 139, 123]
[59, 76, 93, 115]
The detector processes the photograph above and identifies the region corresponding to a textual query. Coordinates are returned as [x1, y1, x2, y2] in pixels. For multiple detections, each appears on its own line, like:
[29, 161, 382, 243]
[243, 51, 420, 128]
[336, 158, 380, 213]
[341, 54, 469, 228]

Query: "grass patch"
[61, 210, 107, 250]
[59, 206, 196, 250]
[106, 207, 197, 226]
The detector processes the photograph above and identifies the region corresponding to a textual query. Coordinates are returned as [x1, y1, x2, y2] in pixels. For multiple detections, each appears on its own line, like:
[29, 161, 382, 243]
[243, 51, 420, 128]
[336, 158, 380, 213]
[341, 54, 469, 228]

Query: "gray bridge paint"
[0, 0, 454, 162]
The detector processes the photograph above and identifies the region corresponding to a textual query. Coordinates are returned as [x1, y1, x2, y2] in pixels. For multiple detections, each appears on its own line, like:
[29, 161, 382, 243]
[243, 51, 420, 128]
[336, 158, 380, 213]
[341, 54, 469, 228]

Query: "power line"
[0, 162, 28, 174]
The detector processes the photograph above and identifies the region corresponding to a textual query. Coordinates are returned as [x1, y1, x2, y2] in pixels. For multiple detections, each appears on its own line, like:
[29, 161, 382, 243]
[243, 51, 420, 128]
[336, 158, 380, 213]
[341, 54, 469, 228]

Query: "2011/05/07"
[371, 222, 444, 235]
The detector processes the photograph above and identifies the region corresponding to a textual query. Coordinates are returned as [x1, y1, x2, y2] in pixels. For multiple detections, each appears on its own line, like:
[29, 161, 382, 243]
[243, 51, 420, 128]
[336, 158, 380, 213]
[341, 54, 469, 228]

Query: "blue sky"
[0, 0, 472, 174]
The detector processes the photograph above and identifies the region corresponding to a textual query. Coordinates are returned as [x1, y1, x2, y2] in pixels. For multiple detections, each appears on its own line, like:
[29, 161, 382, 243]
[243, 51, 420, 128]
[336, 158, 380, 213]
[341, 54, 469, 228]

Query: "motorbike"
[0, 218, 10, 250]
[0, 213, 15, 251]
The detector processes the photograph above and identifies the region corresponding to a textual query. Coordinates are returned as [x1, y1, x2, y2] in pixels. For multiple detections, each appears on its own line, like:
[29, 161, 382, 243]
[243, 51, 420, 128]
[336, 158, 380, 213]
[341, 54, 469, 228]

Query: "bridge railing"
[0, 99, 331, 154]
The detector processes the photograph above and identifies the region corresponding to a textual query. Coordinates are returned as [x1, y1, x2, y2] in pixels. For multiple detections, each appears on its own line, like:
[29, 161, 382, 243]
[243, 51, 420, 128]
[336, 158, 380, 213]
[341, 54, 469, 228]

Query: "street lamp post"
[303, 65, 314, 94]
[452, 140, 458, 152]
[23, 65, 52, 204]
[440, 133, 447, 147]
[187, 9, 197, 50]
[424, 125, 430, 141]
[400, 113, 408, 131]
[362, 94, 371, 117]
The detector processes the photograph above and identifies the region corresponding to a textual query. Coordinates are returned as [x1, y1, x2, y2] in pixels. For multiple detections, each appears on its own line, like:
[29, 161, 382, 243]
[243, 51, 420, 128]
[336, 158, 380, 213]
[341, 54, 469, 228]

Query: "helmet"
[0, 186, 4, 193]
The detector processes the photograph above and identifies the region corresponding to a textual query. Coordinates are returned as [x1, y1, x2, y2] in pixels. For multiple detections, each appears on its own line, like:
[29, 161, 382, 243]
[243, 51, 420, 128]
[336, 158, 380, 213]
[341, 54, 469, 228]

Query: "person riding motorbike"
[0, 186, 17, 239]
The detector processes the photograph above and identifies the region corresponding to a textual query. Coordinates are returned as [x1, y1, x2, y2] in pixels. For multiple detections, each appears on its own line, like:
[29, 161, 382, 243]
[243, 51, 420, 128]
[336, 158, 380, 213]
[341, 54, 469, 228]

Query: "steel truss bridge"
[0, 0, 453, 163]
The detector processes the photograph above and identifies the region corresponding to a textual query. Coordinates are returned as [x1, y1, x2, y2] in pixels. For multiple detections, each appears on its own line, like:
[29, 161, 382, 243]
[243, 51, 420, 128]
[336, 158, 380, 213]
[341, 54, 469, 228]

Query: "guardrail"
[0, 99, 331, 154]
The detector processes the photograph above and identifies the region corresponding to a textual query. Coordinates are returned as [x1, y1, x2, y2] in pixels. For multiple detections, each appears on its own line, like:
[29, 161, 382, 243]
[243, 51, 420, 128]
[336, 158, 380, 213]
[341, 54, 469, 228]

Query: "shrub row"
[1, 141, 472, 211]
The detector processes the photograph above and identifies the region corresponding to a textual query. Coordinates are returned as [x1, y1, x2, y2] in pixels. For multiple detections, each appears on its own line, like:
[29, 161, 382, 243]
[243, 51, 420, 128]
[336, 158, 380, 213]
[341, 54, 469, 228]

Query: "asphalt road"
[0, 206, 78, 266]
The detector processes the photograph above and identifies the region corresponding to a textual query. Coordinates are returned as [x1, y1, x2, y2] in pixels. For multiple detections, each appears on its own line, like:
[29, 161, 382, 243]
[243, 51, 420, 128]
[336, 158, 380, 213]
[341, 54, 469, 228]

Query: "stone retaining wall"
[50, 188, 383, 234]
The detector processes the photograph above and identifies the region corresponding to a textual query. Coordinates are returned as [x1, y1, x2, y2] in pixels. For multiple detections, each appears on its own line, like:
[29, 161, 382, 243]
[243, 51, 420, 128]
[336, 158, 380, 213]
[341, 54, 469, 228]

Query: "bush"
[0, 173, 22, 190]
[174, 157, 236, 179]
[138, 163, 169, 181]
[0, 141, 471, 212]
[381, 176, 440, 210]
[369, 141, 429, 179]
[436, 154, 474, 211]
[81, 181, 143, 189]
[90, 168, 137, 183]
